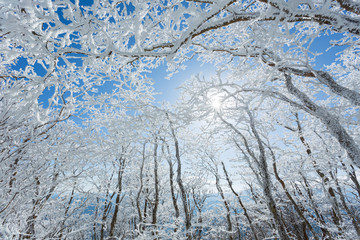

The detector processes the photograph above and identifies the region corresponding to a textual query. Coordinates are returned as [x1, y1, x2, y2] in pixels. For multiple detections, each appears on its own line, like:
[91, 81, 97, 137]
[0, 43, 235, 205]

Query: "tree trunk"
[152, 137, 159, 237]
[295, 114, 343, 228]
[167, 113, 191, 238]
[219, 110, 289, 240]
[100, 183, 114, 240]
[163, 140, 180, 231]
[331, 169, 360, 236]
[136, 143, 146, 232]
[268, 147, 318, 239]
[246, 109, 289, 240]
[109, 151, 127, 239]
[214, 172, 233, 240]
[222, 162, 259, 240]
[285, 74, 360, 169]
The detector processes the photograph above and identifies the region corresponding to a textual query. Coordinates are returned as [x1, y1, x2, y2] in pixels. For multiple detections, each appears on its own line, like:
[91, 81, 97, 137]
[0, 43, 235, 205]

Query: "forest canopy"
[1, 0, 360, 239]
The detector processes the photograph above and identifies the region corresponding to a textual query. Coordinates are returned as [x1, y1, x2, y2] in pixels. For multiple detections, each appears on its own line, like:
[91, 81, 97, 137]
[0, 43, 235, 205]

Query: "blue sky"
[150, 60, 215, 104]
[310, 33, 347, 69]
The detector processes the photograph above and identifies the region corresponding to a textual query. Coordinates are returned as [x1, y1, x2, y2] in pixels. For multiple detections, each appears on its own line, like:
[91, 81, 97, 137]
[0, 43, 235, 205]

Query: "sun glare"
[208, 91, 223, 111]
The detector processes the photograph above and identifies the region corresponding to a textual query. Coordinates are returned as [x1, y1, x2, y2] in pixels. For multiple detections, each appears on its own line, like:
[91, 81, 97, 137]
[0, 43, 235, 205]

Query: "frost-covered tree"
[1, 0, 360, 239]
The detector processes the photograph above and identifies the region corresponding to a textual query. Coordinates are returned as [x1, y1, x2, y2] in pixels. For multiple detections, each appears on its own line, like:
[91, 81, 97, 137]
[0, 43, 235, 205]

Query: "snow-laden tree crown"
[1, 0, 359, 239]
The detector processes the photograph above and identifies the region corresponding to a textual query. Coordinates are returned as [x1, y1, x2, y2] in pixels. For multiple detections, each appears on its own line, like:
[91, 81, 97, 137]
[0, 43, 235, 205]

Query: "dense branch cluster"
[1, 0, 360, 239]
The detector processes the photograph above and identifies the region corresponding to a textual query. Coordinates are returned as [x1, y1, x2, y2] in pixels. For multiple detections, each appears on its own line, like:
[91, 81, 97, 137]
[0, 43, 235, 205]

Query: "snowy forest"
[1, 0, 360, 239]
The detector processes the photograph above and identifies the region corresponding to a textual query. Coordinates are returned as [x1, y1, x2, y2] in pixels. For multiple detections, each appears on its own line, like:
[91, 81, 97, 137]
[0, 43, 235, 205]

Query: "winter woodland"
[1, 0, 360, 239]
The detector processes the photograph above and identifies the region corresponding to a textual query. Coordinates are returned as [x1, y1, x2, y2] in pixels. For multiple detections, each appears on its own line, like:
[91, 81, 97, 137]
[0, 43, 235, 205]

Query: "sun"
[208, 90, 224, 112]
[210, 94, 221, 111]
